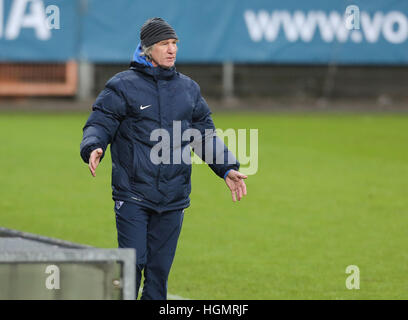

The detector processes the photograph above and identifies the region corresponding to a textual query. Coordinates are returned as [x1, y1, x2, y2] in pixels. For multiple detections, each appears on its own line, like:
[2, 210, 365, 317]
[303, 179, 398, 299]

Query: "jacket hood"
[131, 42, 153, 67]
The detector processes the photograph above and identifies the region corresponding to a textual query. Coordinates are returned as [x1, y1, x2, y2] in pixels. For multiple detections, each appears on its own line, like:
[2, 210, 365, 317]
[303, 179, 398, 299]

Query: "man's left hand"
[225, 170, 248, 202]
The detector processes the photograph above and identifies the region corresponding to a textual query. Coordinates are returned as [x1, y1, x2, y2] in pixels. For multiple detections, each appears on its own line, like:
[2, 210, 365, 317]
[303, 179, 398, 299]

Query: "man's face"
[150, 38, 178, 68]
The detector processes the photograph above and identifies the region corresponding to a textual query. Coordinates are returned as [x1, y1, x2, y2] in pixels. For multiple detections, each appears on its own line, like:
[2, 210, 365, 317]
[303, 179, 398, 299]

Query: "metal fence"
[0, 62, 77, 96]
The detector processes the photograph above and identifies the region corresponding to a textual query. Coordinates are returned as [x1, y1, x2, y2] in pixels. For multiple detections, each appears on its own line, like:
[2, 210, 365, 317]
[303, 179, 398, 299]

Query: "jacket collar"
[129, 61, 176, 81]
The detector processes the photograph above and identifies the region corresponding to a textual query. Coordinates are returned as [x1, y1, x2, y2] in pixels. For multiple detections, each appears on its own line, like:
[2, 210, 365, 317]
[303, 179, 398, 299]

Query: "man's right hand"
[89, 148, 103, 177]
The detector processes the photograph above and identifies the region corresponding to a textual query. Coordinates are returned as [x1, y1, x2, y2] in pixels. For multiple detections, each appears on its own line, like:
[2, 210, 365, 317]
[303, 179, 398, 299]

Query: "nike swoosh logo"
[140, 105, 151, 110]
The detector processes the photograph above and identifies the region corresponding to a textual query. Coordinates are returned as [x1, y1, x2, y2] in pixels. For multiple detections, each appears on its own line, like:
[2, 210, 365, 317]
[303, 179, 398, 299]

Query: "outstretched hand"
[89, 148, 103, 177]
[225, 170, 248, 202]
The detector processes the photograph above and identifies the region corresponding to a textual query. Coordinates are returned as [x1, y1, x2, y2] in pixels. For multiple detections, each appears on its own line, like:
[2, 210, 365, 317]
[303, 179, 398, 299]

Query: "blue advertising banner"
[81, 0, 408, 64]
[0, 0, 79, 61]
[1, 0, 408, 64]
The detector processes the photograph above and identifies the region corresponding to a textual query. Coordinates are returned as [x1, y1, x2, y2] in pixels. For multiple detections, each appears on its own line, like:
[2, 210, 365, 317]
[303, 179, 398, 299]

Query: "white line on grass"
[138, 287, 191, 300]
[167, 293, 191, 300]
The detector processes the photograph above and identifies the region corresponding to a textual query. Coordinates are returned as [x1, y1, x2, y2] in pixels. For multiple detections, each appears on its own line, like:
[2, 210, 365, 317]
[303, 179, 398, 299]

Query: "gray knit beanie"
[140, 17, 178, 47]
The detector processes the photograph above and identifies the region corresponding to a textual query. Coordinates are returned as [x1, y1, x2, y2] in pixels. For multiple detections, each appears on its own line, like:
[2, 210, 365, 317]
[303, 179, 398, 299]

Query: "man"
[80, 17, 247, 300]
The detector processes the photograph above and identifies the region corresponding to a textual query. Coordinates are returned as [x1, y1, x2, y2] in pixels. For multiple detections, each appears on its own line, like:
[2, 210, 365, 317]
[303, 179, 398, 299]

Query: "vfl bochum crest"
[115, 201, 124, 210]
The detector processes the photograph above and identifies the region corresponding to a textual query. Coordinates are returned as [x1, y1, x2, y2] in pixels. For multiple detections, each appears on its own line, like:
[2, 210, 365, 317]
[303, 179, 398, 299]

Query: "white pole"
[223, 61, 234, 100]
[77, 60, 94, 101]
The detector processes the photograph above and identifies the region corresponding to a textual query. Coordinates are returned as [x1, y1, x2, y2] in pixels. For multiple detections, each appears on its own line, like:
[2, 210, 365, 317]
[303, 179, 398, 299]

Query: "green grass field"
[1, 111, 407, 299]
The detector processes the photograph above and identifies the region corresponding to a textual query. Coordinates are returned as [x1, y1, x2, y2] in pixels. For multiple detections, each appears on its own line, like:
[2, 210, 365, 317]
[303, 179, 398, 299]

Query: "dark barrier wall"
[0, 0, 407, 64]
[93, 64, 408, 100]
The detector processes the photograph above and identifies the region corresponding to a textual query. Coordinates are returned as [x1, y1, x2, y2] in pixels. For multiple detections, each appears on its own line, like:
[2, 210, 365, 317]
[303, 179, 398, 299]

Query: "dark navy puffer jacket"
[80, 62, 240, 213]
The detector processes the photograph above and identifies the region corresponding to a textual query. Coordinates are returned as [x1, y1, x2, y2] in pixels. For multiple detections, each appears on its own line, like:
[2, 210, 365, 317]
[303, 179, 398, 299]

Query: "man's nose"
[168, 44, 177, 54]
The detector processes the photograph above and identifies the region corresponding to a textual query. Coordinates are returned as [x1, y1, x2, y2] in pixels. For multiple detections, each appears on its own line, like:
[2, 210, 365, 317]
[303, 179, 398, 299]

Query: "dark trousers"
[114, 201, 184, 300]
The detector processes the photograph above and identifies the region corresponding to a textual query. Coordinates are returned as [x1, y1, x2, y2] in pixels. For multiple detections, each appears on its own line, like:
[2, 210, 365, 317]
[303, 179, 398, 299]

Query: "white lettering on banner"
[0, 0, 60, 40]
[244, 10, 280, 42]
[361, 12, 383, 43]
[244, 10, 408, 44]
[6, 0, 50, 40]
[382, 11, 408, 44]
